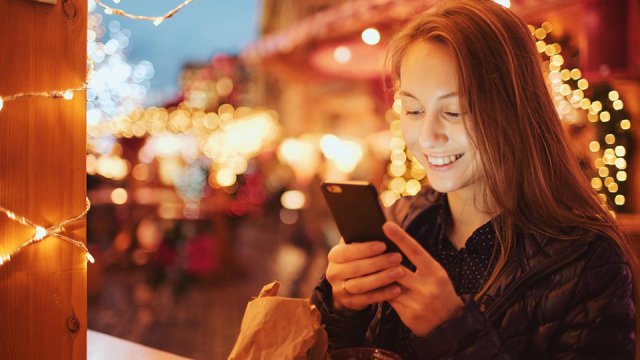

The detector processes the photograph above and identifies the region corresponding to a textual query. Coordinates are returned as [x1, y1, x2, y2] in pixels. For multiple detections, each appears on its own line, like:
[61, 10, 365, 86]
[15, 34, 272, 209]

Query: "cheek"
[400, 119, 420, 147]
[401, 122, 431, 170]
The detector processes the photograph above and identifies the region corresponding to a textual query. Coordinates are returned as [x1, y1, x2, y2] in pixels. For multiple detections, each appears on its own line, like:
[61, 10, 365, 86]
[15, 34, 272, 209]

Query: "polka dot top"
[374, 193, 498, 359]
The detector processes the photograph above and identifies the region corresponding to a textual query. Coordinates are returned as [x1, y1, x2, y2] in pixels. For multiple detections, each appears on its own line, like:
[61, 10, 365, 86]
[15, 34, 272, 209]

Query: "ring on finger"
[342, 279, 355, 296]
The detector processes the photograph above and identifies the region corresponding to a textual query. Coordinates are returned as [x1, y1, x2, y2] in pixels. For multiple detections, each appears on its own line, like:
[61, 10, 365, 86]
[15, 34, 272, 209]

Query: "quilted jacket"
[311, 191, 636, 359]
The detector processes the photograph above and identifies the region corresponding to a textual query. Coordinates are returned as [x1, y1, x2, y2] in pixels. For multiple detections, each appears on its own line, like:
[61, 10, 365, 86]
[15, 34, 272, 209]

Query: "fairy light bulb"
[361, 28, 380, 45]
[94, 0, 192, 25]
[0, 199, 93, 267]
[34, 226, 47, 241]
[333, 46, 351, 63]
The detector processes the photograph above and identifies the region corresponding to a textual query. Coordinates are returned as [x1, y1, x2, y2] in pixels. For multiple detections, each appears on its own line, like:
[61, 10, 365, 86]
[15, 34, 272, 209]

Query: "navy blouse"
[373, 194, 498, 359]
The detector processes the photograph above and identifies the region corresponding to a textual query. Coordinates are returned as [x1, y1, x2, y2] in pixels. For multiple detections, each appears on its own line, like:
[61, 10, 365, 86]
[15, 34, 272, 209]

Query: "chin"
[425, 168, 476, 193]
[427, 179, 465, 194]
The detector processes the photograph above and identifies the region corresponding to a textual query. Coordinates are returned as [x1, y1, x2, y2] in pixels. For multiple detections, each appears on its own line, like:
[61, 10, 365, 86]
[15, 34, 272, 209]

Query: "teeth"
[427, 153, 463, 166]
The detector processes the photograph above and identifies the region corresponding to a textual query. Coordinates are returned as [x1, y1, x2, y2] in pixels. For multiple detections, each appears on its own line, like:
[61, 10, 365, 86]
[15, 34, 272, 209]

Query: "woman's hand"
[382, 222, 463, 337]
[325, 238, 405, 311]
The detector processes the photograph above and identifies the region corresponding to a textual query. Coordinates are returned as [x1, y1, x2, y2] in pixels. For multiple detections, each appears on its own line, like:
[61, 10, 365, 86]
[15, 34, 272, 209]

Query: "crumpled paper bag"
[228, 281, 328, 360]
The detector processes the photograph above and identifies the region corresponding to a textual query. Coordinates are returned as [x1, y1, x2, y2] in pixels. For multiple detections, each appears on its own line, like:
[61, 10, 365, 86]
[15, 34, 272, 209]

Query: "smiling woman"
[311, 0, 639, 358]
[398, 41, 482, 202]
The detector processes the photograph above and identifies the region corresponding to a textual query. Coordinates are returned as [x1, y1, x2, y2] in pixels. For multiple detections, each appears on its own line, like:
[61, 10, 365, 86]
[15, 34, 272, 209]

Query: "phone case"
[320, 181, 401, 254]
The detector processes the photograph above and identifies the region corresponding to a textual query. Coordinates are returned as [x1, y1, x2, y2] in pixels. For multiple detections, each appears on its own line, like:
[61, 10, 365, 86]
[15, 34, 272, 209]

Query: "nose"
[418, 112, 447, 150]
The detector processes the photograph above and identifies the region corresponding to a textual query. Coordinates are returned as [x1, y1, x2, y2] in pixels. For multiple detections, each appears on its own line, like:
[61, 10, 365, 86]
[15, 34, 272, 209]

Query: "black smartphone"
[320, 181, 401, 255]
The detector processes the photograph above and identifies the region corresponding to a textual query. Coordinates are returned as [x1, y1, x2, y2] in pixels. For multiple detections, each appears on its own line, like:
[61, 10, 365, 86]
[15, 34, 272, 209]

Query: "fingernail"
[388, 253, 402, 263]
[371, 242, 386, 252]
[383, 222, 398, 233]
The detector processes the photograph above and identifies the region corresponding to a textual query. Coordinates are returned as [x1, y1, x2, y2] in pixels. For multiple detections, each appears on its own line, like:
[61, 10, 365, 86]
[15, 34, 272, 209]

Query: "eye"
[404, 110, 424, 118]
[443, 111, 461, 119]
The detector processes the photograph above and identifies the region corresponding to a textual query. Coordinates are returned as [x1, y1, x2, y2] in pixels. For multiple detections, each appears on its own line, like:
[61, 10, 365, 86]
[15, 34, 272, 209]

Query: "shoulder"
[518, 227, 629, 266]
[384, 187, 441, 228]
[583, 232, 630, 268]
[575, 233, 635, 297]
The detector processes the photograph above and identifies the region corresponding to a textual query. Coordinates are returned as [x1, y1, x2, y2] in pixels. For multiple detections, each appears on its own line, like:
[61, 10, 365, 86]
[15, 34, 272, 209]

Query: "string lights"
[380, 99, 426, 208]
[88, 103, 281, 188]
[0, 198, 94, 267]
[529, 22, 631, 209]
[93, 0, 193, 26]
[0, 56, 94, 113]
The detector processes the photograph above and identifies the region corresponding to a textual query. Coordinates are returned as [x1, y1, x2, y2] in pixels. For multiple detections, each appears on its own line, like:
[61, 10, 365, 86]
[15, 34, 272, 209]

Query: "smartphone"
[320, 181, 401, 255]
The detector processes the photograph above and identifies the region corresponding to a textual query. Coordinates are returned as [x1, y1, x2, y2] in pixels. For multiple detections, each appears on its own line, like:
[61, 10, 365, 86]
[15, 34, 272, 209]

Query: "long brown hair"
[388, 0, 639, 352]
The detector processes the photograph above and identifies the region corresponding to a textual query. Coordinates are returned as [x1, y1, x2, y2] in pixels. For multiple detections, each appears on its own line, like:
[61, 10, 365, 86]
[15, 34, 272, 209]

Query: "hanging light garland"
[88, 103, 281, 188]
[0, 199, 94, 267]
[93, 0, 193, 26]
[0, 57, 94, 113]
[380, 98, 426, 208]
[0, 0, 193, 267]
[529, 22, 631, 209]
[0, 54, 94, 265]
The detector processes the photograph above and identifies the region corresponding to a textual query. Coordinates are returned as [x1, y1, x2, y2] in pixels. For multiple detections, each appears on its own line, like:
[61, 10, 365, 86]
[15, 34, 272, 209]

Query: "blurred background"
[84, 0, 640, 358]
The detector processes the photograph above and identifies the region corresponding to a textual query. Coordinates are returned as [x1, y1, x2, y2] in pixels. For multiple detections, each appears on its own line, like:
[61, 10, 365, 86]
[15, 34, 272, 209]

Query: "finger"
[383, 222, 437, 270]
[340, 252, 403, 279]
[341, 284, 402, 310]
[326, 252, 401, 285]
[391, 266, 421, 290]
[387, 295, 413, 312]
[343, 265, 405, 295]
[328, 240, 387, 264]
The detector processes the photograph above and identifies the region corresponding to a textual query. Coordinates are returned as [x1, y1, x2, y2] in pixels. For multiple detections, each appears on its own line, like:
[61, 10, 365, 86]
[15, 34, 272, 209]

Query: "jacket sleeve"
[411, 297, 513, 360]
[412, 239, 636, 360]
[311, 275, 377, 350]
[552, 240, 636, 358]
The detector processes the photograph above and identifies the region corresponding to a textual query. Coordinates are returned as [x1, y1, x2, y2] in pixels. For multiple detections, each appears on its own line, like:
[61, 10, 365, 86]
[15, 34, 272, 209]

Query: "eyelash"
[404, 110, 423, 117]
[403, 110, 461, 119]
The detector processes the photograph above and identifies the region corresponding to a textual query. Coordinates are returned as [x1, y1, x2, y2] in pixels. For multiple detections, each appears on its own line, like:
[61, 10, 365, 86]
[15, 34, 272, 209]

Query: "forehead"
[399, 40, 459, 98]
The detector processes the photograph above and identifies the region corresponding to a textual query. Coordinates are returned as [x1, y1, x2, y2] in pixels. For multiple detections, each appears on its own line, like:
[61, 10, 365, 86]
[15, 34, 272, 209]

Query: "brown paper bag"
[228, 281, 328, 360]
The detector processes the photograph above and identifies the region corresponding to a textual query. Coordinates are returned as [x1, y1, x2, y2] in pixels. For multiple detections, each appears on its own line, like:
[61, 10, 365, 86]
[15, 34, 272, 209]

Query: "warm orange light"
[111, 188, 128, 205]
[281, 190, 306, 210]
[333, 46, 351, 63]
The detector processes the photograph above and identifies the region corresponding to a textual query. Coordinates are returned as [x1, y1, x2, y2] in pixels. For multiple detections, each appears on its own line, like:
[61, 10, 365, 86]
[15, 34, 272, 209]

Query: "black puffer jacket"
[312, 192, 636, 359]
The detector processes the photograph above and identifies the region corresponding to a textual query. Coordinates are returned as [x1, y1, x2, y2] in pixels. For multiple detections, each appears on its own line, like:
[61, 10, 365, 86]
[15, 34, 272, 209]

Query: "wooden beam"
[0, 0, 87, 358]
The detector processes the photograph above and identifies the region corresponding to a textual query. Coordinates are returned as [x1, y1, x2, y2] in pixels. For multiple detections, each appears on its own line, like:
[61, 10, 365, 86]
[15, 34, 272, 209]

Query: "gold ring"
[342, 279, 355, 296]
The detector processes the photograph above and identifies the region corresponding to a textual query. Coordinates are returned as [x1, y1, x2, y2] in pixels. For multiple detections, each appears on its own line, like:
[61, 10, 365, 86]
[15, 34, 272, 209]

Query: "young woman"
[311, 0, 638, 358]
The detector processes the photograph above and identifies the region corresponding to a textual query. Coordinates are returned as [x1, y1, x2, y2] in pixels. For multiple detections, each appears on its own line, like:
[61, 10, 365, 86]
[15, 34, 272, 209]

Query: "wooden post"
[0, 0, 87, 359]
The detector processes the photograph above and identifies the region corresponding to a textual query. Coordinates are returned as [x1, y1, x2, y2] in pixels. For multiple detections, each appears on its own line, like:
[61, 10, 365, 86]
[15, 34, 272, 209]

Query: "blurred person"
[311, 0, 638, 358]
[289, 175, 333, 297]
[183, 220, 222, 278]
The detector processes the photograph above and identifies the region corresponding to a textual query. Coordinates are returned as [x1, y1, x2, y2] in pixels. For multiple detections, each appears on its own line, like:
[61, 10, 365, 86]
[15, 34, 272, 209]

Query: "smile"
[427, 153, 465, 166]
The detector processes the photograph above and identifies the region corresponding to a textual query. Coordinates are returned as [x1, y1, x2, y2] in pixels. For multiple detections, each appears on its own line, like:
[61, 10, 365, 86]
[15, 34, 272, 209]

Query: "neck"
[446, 185, 494, 250]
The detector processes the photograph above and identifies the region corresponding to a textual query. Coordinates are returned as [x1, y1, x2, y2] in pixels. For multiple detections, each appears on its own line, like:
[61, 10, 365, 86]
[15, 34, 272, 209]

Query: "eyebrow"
[398, 90, 458, 101]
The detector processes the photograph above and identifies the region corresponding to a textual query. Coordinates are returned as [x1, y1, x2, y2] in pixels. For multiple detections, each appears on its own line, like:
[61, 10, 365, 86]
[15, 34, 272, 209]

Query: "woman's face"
[399, 40, 482, 195]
